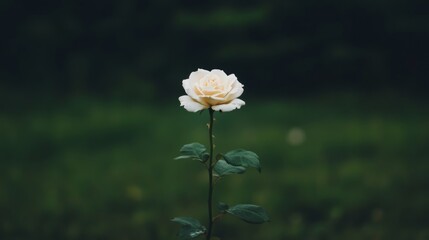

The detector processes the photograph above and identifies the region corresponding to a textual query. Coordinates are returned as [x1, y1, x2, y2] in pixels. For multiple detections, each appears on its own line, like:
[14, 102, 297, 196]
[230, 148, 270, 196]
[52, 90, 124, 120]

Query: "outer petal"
[225, 79, 244, 101]
[189, 69, 210, 81]
[222, 73, 236, 93]
[179, 95, 209, 112]
[227, 73, 238, 83]
[211, 99, 245, 112]
[182, 79, 200, 100]
[210, 69, 228, 79]
[184, 69, 210, 101]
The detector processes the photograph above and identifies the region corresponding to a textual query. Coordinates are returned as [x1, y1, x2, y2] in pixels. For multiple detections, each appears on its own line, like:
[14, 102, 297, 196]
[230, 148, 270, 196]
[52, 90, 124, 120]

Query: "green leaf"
[171, 217, 202, 226]
[171, 217, 206, 239]
[213, 160, 246, 176]
[226, 204, 270, 224]
[175, 143, 208, 162]
[217, 202, 229, 212]
[223, 149, 261, 172]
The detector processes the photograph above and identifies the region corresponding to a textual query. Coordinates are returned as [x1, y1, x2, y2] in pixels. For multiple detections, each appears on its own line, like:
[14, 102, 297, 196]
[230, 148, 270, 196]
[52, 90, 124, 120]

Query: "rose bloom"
[179, 68, 245, 112]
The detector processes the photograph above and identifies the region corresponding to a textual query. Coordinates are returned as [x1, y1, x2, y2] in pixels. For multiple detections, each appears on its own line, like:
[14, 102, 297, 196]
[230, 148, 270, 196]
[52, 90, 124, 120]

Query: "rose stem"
[206, 108, 215, 240]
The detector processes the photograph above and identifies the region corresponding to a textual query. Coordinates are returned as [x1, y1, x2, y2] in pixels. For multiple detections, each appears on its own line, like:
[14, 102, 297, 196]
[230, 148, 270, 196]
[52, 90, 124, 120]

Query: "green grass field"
[1, 96, 428, 240]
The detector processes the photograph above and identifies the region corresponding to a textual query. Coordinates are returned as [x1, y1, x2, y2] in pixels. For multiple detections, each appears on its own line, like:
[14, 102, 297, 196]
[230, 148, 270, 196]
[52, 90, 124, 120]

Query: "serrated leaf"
[171, 217, 206, 239]
[213, 160, 246, 176]
[175, 143, 208, 162]
[217, 202, 229, 212]
[223, 149, 261, 172]
[226, 204, 270, 224]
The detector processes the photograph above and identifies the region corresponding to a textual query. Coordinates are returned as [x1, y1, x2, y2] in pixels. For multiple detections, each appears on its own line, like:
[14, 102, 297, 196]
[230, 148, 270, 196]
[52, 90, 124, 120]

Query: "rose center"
[197, 74, 226, 96]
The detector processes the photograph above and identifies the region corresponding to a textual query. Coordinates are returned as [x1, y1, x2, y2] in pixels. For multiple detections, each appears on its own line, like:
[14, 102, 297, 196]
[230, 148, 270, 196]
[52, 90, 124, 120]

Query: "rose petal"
[226, 73, 236, 84]
[189, 68, 210, 82]
[184, 79, 207, 102]
[179, 95, 208, 112]
[211, 98, 245, 112]
[184, 69, 210, 100]
[210, 69, 228, 79]
[227, 73, 238, 82]
[225, 79, 244, 101]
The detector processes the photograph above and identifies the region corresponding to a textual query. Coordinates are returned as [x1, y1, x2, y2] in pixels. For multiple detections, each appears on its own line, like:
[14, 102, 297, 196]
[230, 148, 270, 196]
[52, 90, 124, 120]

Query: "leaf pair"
[171, 204, 270, 240]
[175, 143, 261, 173]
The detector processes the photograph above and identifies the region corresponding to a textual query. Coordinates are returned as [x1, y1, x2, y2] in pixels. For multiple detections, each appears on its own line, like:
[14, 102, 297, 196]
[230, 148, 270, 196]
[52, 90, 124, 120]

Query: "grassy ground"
[1, 96, 428, 240]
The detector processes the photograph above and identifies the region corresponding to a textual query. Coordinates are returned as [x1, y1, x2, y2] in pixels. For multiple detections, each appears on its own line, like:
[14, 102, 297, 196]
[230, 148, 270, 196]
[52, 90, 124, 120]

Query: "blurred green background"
[1, 0, 428, 239]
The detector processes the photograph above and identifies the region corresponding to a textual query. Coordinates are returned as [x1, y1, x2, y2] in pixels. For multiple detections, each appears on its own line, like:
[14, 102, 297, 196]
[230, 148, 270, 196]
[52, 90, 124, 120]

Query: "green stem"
[206, 108, 215, 240]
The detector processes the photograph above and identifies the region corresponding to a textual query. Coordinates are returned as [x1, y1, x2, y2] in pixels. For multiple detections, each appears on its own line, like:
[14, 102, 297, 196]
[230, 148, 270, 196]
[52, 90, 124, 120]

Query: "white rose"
[179, 68, 245, 112]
